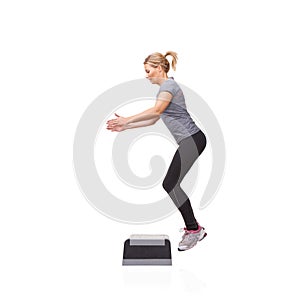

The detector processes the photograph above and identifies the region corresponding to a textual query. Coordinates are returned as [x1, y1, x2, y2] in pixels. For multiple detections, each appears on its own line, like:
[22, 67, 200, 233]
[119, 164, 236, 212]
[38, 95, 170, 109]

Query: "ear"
[157, 65, 163, 72]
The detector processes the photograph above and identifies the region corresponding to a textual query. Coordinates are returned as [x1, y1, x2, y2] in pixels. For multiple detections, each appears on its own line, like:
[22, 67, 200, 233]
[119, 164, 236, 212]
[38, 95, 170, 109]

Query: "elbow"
[153, 108, 162, 117]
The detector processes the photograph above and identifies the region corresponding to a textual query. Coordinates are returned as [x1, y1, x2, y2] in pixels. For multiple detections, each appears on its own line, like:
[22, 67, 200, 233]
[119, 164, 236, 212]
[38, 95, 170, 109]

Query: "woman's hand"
[106, 124, 126, 132]
[106, 113, 127, 132]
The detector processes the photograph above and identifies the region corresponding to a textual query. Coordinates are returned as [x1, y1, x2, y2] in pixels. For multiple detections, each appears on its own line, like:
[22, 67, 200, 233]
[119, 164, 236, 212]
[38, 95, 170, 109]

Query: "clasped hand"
[106, 113, 127, 132]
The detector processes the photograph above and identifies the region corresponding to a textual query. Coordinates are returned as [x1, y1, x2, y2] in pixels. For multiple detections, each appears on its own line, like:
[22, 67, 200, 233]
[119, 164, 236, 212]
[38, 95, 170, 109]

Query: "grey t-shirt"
[157, 78, 200, 144]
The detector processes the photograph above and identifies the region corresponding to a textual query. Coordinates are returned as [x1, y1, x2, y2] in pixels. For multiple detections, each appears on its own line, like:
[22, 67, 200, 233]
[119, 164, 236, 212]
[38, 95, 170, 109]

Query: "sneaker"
[178, 224, 207, 251]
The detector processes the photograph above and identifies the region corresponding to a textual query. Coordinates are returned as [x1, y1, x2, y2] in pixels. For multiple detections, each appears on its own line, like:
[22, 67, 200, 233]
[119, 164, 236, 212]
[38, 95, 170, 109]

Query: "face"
[144, 64, 161, 84]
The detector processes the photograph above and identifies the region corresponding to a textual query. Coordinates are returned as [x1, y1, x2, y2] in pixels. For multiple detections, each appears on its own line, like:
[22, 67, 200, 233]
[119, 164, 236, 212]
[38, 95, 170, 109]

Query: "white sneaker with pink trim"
[178, 224, 207, 251]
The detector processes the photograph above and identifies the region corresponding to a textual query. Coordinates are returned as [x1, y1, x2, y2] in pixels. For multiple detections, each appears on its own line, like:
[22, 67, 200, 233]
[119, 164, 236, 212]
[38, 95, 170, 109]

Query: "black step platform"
[122, 234, 172, 266]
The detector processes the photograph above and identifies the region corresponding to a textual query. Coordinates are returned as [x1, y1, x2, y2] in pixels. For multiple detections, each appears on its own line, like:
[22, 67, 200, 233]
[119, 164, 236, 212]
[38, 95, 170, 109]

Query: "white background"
[1, 0, 300, 299]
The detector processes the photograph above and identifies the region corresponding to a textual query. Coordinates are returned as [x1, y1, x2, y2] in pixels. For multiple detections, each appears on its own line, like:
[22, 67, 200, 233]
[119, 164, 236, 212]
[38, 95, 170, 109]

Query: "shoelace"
[179, 228, 189, 240]
[179, 228, 196, 242]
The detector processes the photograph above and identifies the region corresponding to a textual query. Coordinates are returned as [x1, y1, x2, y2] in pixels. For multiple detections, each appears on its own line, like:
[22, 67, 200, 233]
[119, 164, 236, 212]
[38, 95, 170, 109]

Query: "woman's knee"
[162, 177, 175, 193]
[162, 177, 176, 193]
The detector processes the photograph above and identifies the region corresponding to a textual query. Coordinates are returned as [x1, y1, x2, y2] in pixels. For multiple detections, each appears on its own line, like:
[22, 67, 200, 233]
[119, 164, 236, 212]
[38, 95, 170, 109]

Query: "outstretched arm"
[106, 114, 160, 132]
[106, 92, 172, 132]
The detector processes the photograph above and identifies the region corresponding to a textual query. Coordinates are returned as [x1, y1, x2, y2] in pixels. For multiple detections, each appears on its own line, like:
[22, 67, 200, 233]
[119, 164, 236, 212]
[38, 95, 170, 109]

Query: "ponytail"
[165, 51, 178, 71]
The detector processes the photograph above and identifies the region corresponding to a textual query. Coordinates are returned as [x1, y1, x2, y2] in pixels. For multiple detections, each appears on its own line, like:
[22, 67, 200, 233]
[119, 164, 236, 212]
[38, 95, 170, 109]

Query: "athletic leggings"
[162, 130, 207, 230]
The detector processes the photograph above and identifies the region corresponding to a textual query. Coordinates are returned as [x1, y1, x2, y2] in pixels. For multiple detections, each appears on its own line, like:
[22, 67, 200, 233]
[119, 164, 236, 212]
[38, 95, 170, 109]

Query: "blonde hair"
[144, 51, 178, 73]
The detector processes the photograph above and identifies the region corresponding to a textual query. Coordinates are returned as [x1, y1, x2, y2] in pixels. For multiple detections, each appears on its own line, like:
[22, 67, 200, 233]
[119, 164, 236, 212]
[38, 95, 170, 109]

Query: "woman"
[106, 51, 207, 251]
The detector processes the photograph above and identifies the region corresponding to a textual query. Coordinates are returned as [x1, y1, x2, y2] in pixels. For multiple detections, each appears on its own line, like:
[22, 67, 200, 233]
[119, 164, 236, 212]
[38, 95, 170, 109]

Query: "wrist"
[124, 117, 131, 125]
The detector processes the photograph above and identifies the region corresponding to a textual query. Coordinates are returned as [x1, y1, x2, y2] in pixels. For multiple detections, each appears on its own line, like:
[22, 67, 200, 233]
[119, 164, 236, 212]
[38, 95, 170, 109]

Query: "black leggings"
[162, 130, 207, 230]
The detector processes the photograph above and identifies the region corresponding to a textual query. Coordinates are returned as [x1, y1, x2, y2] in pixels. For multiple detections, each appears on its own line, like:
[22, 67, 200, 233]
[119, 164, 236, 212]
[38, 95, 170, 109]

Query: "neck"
[157, 75, 169, 86]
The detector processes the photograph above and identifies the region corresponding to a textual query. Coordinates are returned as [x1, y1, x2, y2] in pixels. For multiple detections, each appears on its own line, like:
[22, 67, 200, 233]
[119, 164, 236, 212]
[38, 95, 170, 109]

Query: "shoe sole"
[178, 232, 207, 251]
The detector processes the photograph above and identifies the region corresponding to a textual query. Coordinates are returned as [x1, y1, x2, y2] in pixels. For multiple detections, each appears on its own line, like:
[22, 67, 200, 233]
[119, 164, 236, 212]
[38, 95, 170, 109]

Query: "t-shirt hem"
[176, 129, 201, 144]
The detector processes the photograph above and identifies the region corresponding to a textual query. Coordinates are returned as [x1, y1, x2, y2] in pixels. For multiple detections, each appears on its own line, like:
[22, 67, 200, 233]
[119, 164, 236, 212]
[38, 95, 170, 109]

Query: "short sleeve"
[158, 79, 179, 97]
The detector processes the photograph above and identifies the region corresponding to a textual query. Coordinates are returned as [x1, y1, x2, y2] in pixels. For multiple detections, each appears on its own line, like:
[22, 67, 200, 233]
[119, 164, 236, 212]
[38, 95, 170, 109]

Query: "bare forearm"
[125, 107, 160, 124]
[125, 117, 159, 129]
